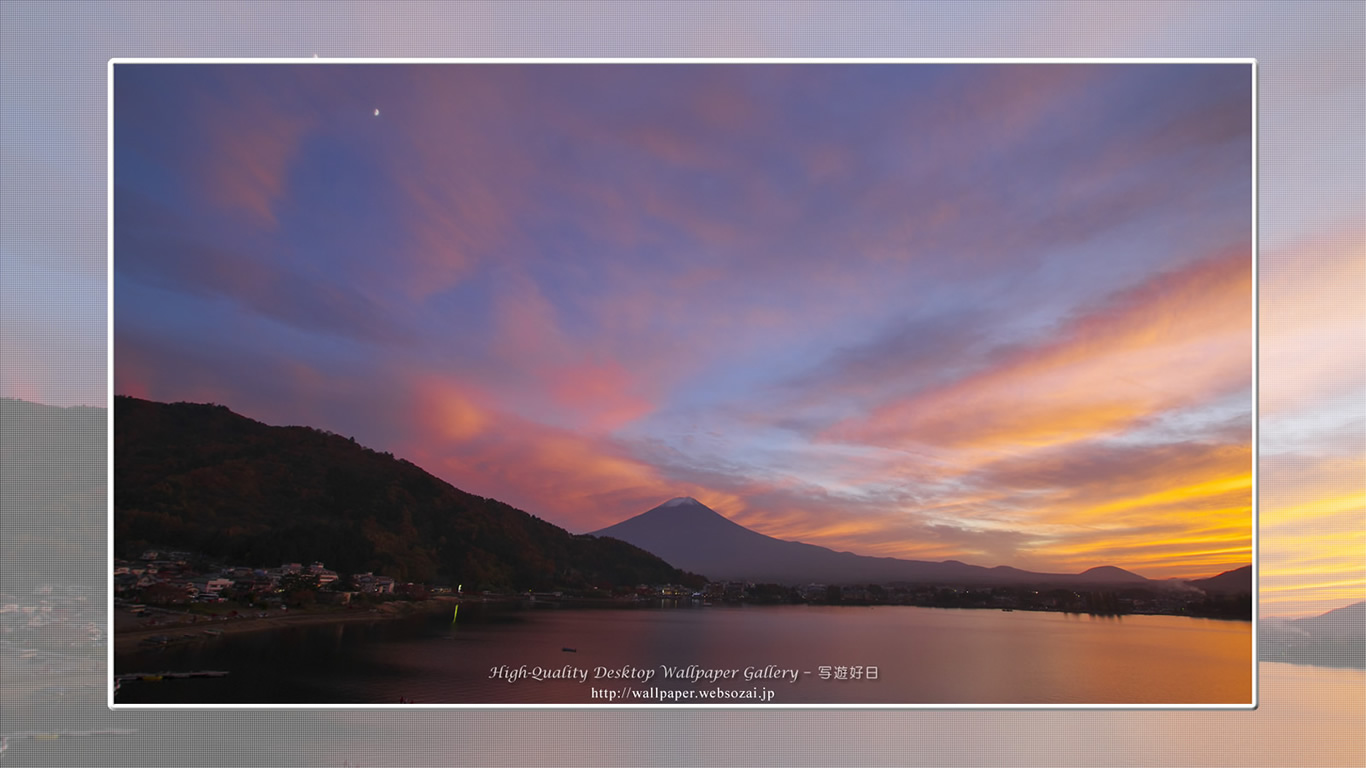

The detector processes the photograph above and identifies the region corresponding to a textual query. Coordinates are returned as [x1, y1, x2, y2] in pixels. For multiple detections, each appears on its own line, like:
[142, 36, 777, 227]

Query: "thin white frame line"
[106, 57, 1259, 711]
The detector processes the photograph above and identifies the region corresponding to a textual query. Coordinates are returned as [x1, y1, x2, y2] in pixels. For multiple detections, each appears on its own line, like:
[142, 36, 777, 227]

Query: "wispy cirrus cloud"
[116, 188, 412, 346]
[113, 63, 1257, 582]
[817, 243, 1251, 456]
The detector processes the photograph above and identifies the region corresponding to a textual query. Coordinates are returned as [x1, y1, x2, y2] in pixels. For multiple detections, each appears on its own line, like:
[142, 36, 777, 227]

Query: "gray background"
[2, 1, 1363, 766]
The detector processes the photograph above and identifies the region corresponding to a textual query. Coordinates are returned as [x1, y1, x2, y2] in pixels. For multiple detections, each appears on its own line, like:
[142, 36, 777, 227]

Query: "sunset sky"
[111, 63, 1256, 581]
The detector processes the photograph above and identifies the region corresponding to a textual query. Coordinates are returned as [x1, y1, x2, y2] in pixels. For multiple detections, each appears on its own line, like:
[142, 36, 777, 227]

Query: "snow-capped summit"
[591, 496, 1165, 587]
[660, 496, 701, 508]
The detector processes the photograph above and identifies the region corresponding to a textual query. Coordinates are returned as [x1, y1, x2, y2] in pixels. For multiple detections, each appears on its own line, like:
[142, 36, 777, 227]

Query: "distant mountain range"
[1261, 601, 1365, 669]
[9, 395, 1257, 600]
[114, 396, 695, 591]
[1, 398, 107, 591]
[1186, 565, 1253, 595]
[593, 496, 1195, 588]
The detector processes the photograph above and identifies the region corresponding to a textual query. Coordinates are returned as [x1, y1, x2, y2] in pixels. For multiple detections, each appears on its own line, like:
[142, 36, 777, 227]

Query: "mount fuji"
[592, 497, 1154, 587]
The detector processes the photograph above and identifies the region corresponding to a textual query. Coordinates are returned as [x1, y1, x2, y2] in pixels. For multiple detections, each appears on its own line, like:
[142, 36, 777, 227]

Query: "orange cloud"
[1050, 471, 1252, 529]
[823, 244, 1252, 455]
[409, 374, 489, 443]
[1259, 456, 1366, 617]
[683, 425, 1255, 578]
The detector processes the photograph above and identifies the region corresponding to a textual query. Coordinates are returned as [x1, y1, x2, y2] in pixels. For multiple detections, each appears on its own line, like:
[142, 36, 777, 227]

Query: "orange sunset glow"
[110, 63, 1257, 584]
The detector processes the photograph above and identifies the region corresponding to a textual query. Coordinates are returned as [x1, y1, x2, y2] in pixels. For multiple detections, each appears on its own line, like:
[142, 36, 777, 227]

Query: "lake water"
[8, 664, 1361, 767]
[114, 604, 1251, 705]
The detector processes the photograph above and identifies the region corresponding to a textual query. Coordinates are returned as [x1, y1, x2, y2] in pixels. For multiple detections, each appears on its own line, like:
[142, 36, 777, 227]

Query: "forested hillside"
[115, 396, 697, 591]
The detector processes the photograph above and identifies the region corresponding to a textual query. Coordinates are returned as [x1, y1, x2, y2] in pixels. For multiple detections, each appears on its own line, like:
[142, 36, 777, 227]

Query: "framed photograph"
[110, 60, 1254, 708]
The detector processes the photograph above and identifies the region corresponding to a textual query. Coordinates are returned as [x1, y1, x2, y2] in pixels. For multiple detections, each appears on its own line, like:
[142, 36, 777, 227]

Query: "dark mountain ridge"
[114, 396, 695, 591]
[1184, 564, 1253, 595]
[593, 497, 1180, 588]
[1, 398, 108, 590]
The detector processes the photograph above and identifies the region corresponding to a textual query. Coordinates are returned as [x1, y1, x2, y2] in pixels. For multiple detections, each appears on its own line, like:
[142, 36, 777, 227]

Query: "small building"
[317, 591, 354, 606]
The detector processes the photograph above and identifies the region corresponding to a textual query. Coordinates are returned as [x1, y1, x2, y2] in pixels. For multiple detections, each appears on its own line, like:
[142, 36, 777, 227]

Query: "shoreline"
[113, 598, 458, 656]
[113, 597, 1252, 655]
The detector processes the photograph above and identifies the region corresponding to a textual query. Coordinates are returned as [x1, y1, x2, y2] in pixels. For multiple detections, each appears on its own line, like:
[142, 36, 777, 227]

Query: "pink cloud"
[392, 402, 730, 533]
[192, 85, 313, 229]
[1259, 226, 1366, 415]
[550, 356, 656, 432]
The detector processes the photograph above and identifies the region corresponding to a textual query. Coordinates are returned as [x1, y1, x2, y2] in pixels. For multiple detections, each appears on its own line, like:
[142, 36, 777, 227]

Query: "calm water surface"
[114, 604, 1251, 704]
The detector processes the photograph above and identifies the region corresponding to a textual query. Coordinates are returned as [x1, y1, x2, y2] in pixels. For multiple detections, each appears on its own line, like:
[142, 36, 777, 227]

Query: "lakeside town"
[0, 545, 1260, 712]
[111, 547, 1252, 643]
